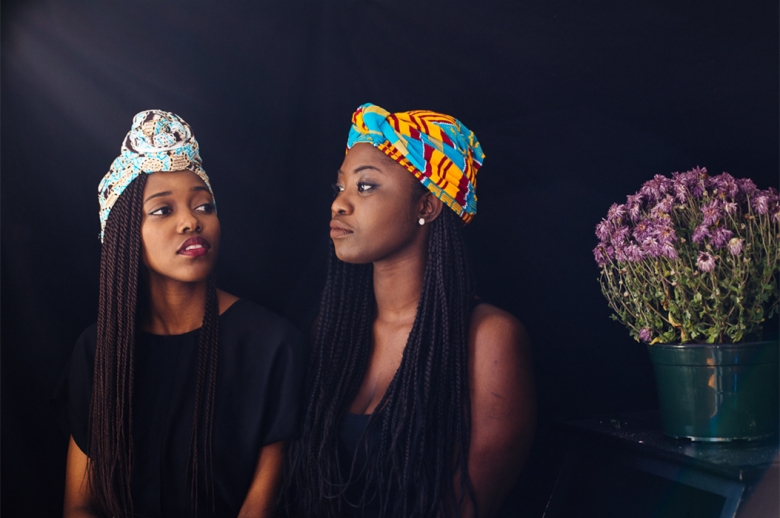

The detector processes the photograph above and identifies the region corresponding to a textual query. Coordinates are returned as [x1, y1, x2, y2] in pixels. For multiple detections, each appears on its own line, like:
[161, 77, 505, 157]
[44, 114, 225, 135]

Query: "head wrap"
[347, 103, 485, 223]
[97, 110, 214, 241]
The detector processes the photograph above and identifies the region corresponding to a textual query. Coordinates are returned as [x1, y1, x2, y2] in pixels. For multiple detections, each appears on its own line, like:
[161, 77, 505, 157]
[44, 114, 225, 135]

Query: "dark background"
[2, 0, 778, 516]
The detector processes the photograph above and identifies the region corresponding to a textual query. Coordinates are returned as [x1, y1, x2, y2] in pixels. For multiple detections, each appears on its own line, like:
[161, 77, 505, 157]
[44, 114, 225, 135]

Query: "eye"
[357, 182, 376, 193]
[149, 206, 172, 216]
[331, 183, 344, 197]
[195, 203, 215, 214]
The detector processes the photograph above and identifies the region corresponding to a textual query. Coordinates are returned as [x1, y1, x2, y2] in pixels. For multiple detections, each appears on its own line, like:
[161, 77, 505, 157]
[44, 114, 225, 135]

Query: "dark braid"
[282, 208, 476, 518]
[89, 173, 147, 518]
[87, 173, 220, 517]
[188, 275, 220, 515]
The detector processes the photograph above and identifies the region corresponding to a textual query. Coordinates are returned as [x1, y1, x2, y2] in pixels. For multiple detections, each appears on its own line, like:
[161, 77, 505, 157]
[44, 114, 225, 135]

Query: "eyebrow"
[337, 165, 385, 176]
[144, 190, 172, 204]
[144, 185, 211, 204]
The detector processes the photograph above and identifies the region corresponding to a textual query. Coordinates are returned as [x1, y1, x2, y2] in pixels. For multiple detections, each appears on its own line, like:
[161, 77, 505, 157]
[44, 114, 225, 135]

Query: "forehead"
[341, 143, 409, 175]
[144, 170, 209, 192]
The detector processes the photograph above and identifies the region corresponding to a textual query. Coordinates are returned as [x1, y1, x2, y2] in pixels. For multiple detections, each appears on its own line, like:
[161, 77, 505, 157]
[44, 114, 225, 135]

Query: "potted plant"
[594, 167, 779, 441]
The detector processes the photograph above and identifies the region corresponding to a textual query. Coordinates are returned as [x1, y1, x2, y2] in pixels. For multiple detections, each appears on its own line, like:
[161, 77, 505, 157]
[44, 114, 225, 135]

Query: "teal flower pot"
[647, 341, 779, 441]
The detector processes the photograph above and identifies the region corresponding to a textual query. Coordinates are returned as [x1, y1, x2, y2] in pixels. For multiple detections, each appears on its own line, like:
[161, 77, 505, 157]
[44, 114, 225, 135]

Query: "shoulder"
[217, 289, 241, 315]
[78, 321, 98, 341]
[74, 322, 98, 356]
[468, 303, 530, 360]
[467, 303, 535, 415]
[218, 298, 306, 352]
[463, 305, 536, 514]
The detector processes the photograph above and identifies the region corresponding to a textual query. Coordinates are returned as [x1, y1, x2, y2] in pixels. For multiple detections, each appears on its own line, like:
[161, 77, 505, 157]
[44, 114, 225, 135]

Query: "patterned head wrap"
[347, 103, 485, 223]
[97, 110, 214, 241]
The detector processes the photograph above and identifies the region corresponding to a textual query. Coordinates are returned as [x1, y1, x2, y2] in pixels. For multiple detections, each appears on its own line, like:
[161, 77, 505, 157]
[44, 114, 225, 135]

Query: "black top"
[336, 299, 486, 518]
[338, 413, 382, 518]
[63, 299, 306, 518]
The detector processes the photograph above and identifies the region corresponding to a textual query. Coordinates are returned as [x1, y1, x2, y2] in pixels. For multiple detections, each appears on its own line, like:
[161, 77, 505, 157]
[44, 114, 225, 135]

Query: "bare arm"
[237, 441, 286, 518]
[461, 304, 537, 518]
[64, 435, 99, 518]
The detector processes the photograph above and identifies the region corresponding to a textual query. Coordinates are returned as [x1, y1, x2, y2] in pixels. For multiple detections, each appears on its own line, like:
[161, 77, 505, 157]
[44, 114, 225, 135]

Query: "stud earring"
[418, 218, 425, 226]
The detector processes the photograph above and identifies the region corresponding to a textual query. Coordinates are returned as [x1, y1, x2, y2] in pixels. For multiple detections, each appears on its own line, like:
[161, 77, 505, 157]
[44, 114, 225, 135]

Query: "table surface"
[558, 411, 780, 482]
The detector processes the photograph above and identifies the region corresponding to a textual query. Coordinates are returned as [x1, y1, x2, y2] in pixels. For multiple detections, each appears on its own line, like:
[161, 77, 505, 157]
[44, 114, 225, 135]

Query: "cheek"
[343, 205, 417, 261]
[139, 223, 166, 268]
[139, 235, 158, 270]
[210, 218, 221, 249]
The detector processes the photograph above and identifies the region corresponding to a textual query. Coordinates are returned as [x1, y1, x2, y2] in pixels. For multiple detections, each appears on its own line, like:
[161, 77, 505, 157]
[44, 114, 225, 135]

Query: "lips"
[177, 236, 211, 257]
[329, 220, 354, 238]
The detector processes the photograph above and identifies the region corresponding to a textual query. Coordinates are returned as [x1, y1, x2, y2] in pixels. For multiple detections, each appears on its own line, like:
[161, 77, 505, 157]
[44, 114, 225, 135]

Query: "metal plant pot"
[647, 341, 779, 441]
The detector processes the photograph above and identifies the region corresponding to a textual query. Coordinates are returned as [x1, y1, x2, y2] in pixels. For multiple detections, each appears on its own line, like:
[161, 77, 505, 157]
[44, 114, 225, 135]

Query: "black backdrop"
[2, 1, 778, 516]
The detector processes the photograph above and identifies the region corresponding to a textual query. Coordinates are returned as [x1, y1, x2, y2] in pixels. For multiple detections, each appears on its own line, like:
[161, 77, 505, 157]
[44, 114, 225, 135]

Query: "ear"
[419, 192, 444, 224]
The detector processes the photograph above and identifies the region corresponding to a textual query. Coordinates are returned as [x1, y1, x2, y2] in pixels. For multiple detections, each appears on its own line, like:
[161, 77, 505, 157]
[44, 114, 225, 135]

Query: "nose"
[331, 189, 353, 217]
[178, 210, 202, 234]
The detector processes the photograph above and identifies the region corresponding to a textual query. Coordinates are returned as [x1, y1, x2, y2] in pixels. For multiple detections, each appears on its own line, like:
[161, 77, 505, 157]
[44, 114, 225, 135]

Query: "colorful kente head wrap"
[347, 103, 485, 223]
[97, 110, 214, 241]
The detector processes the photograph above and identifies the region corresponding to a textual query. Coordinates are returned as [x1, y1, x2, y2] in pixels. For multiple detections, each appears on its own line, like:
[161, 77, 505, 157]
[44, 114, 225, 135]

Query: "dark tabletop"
[558, 411, 780, 482]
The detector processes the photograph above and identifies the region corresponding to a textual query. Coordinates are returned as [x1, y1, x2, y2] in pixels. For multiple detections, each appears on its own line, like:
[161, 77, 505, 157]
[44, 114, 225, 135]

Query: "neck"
[372, 247, 426, 324]
[141, 273, 209, 335]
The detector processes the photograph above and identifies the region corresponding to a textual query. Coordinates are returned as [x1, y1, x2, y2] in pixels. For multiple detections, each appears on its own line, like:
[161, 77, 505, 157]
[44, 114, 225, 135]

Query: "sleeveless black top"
[338, 413, 382, 517]
[336, 298, 484, 518]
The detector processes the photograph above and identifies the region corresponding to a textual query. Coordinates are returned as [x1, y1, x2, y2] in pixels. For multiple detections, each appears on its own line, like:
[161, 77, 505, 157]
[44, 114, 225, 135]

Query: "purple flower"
[650, 195, 674, 217]
[607, 203, 627, 222]
[593, 245, 608, 266]
[626, 193, 644, 221]
[640, 174, 673, 203]
[593, 244, 615, 266]
[728, 237, 744, 256]
[641, 235, 662, 258]
[639, 328, 652, 343]
[625, 243, 644, 262]
[753, 194, 770, 215]
[711, 172, 739, 199]
[689, 166, 709, 197]
[697, 251, 717, 273]
[737, 178, 758, 197]
[615, 244, 629, 263]
[692, 224, 711, 244]
[766, 188, 780, 218]
[722, 201, 738, 215]
[595, 219, 612, 241]
[615, 239, 643, 262]
[671, 171, 689, 202]
[611, 225, 631, 245]
[632, 219, 651, 242]
[710, 227, 734, 249]
[659, 241, 679, 260]
[654, 224, 678, 245]
[772, 208, 780, 225]
[701, 199, 722, 225]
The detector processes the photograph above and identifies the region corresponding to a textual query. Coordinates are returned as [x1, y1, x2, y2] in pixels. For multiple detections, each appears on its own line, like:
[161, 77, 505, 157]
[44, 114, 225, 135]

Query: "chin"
[333, 246, 372, 265]
[170, 264, 216, 283]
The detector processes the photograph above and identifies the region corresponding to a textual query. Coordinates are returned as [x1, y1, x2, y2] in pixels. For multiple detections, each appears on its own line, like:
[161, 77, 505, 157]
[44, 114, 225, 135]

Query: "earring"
[418, 218, 425, 226]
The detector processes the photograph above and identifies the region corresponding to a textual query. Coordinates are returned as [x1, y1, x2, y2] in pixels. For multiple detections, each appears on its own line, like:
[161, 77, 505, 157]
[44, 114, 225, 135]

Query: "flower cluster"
[595, 167, 779, 344]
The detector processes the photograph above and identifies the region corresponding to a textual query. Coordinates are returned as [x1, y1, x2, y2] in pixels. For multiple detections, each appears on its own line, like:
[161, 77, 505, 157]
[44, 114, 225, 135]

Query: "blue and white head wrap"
[97, 110, 214, 241]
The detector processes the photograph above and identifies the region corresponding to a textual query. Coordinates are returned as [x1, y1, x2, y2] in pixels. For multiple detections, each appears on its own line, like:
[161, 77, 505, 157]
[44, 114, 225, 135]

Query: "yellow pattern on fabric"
[348, 103, 484, 223]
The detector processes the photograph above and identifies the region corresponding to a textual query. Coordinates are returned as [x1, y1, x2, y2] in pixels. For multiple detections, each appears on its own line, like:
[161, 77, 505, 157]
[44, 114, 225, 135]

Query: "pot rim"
[648, 340, 778, 350]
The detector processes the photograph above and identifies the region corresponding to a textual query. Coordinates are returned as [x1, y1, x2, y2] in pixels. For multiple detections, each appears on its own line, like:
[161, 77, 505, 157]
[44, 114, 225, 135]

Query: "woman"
[62, 110, 305, 517]
[282, 104, 536, 518]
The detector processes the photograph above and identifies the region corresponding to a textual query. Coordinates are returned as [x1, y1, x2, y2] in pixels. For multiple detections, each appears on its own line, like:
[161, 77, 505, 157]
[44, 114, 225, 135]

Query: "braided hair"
[87, 173, 220, 517]
[283, 204, 477, 518]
